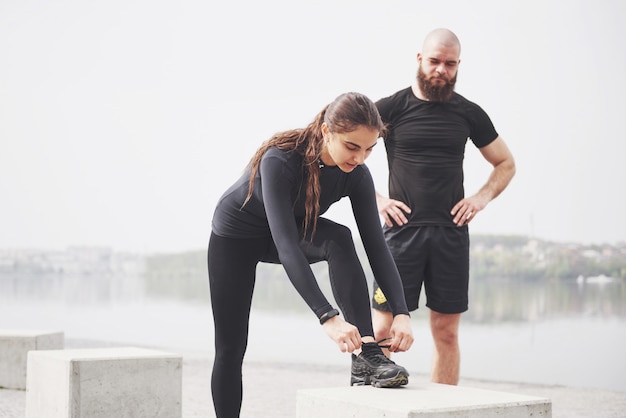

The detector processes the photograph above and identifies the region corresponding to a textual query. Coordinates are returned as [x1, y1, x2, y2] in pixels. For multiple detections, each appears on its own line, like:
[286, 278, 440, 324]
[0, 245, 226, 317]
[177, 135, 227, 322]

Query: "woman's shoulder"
[260, 147, 303, 176]
[262, 146, 301, 163]
[344, 164, 373, 192]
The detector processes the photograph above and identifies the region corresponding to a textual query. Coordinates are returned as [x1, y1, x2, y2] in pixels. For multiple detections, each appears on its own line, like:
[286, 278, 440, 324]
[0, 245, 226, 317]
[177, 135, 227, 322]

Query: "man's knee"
[430, 312, 461, 345]
[433, 328, 458, 346]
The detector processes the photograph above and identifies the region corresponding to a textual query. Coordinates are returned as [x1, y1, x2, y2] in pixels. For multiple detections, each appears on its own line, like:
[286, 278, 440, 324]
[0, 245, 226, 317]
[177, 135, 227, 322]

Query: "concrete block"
[25, 347, 182, 418]
[0, 329, 64, 390]
[297, 383, 551, 418]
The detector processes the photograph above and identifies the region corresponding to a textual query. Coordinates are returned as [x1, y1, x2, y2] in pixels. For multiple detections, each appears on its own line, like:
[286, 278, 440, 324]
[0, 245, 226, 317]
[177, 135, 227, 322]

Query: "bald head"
[414, 28, 461, 102]
[422, 28, 461, 57]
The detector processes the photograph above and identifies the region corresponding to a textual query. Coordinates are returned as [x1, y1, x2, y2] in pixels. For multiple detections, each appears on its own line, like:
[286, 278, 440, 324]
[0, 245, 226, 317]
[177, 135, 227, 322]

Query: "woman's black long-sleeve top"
[211, 146, 409, 318]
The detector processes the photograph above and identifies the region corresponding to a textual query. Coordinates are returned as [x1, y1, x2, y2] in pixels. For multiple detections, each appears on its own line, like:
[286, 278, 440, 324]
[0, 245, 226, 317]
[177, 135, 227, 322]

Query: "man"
[371, 28, 516, 385]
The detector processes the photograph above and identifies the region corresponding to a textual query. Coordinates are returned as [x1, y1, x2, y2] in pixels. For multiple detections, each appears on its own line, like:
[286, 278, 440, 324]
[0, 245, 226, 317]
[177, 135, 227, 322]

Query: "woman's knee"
[315, 219, 353, 245]
[333, 222, 353, 240]
[326, 224, 357, 254]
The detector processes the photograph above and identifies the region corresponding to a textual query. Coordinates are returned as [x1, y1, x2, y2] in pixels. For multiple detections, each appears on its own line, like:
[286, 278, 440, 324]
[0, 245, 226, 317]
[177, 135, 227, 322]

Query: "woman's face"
[320, 124, 379, 173]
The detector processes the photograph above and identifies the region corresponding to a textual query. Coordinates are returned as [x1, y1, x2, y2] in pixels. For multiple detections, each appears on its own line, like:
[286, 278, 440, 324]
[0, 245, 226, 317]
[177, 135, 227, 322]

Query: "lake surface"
[1, 272, 625, 392]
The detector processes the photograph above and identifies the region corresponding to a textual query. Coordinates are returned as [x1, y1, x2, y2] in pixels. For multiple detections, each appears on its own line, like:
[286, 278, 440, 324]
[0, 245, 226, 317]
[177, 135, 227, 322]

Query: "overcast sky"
[1, 0, 624, 253]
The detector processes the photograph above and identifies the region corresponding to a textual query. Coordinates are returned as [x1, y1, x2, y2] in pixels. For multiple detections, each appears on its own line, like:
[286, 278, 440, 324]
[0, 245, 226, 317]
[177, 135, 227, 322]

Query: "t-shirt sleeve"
[259, 153, 334, 318]
[349, 166, 409, 316]
[375, 95, 395, 130]
[469, 103, 499, 148]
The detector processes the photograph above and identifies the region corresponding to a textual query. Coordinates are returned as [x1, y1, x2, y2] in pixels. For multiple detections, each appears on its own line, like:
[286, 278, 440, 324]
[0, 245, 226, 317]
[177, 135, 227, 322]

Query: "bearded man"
[367, 28, 516, 385]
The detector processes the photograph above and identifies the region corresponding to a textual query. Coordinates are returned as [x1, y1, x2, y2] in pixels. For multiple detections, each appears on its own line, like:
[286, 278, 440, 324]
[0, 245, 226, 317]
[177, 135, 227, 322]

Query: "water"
[1, 271, 625, 393]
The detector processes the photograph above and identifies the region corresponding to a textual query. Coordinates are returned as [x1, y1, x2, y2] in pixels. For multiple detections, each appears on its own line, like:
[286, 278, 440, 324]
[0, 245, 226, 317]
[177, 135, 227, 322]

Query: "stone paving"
[2, 351, 625, 417]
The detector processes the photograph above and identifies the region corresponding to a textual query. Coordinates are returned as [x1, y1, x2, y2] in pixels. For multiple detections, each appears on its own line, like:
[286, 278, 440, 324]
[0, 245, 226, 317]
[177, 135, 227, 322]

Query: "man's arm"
[451, 136, 516, 226]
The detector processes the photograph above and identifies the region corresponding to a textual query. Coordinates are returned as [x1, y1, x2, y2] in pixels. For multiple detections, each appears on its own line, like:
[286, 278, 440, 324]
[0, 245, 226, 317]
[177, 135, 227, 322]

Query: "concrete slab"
[25, 346, 182, 418]
[297, 383, 552, 417]
[0, 329, 64, 390]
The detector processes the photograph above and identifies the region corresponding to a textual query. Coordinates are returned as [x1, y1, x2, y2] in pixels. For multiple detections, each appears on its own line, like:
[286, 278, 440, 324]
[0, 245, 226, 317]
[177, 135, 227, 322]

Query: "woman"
[208, 92, 413, 417]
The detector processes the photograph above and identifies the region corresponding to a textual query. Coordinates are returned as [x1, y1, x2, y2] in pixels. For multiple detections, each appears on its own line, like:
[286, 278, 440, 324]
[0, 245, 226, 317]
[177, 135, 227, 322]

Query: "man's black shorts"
[372, 225, 469, 314]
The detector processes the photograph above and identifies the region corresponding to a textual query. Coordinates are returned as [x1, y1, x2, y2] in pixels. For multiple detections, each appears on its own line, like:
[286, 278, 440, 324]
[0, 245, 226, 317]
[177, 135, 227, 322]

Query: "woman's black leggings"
[207, 218, 374, 417]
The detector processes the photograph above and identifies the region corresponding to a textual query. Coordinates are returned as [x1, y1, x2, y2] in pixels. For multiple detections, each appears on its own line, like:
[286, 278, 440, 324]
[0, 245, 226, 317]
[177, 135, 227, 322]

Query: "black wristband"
[319, 309, 340, 325]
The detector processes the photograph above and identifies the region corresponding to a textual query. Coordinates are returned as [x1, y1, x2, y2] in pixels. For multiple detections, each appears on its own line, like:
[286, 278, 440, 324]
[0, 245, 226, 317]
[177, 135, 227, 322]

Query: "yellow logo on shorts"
[374, 287, 388, 304]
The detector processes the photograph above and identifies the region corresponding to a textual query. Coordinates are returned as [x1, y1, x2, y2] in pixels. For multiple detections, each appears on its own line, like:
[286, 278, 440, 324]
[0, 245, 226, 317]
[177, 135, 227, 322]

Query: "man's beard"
[417, 65, 457, 102]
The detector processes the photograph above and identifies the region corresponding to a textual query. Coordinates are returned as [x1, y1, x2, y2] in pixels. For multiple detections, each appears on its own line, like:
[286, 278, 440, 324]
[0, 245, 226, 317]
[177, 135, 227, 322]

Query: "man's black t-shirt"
[376, 87, 498, 227]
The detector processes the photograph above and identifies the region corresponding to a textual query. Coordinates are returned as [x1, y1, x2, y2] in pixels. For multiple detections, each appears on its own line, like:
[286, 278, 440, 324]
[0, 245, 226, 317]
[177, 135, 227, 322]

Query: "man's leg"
[429, 310, 461, 384]
[426, 226, 468, 385]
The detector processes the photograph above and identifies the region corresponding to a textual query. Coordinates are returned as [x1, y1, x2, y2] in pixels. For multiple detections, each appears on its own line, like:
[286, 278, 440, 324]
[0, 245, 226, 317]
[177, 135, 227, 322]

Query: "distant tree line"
[141, 235, 626, 301]
[469, 235, 626, 280]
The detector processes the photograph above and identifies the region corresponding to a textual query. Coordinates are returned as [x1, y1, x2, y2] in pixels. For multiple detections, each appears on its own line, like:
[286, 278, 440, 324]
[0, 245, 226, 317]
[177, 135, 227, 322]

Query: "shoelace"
[377, 337, 392, 350]
[361, 340, 394, 364]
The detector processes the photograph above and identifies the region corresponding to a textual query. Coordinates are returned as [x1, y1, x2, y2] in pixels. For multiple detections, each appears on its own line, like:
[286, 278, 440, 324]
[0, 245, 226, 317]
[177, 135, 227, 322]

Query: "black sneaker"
[350, 341, 409, 388]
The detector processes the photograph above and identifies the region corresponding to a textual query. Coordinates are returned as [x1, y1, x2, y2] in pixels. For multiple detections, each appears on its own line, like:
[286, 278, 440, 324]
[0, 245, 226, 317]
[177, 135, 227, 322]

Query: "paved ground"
[2, 347, 625, 417]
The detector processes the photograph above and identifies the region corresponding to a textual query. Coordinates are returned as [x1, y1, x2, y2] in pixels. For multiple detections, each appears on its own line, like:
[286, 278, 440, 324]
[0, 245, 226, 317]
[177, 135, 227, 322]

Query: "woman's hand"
[322, 316, 362, 353]
[386, 314, 414, 353]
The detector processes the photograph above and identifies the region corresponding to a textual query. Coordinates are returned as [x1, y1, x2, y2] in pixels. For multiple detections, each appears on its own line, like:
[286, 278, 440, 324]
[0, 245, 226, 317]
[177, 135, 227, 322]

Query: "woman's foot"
[350, 342, 409, 388]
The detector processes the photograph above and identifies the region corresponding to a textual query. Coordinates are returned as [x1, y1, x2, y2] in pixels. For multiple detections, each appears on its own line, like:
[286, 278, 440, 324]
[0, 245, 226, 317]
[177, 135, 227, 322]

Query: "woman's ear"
[321, 122, 329, 138]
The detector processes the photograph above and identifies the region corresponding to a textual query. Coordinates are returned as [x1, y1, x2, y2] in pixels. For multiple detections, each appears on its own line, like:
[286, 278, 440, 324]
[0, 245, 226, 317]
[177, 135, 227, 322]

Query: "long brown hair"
[243, 92, 385, 238]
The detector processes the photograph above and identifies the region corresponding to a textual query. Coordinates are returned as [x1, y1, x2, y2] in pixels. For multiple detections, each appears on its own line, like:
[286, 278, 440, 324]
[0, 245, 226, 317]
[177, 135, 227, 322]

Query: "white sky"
[1, 0, 625, 253]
